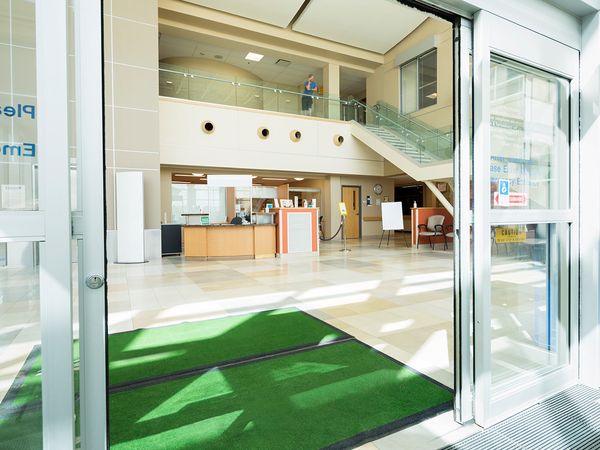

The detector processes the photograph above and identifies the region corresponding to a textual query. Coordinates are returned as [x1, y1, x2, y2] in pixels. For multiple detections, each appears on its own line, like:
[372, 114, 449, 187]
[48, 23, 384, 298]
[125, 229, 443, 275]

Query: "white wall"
[159, 97, 386, 176]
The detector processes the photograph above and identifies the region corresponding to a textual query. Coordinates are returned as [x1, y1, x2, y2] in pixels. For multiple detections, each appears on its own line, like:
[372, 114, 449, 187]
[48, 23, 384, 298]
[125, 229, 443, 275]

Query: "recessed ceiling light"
[192, 173, 205, 177]
[245, 52, 264, 62]
[263, 177, 288, 181]
[294, 178, 304, 181]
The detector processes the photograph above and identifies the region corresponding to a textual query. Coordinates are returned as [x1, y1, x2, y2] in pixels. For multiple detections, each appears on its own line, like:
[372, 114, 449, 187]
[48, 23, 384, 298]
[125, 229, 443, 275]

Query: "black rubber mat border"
[109, 335, 354, 394]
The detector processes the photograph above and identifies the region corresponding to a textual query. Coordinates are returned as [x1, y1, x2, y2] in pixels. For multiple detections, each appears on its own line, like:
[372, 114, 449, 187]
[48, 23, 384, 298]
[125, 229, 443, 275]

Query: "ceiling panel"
[159, 34, 324, 87]
[293, 0, 428, 54]
[181, 0, 307, 28]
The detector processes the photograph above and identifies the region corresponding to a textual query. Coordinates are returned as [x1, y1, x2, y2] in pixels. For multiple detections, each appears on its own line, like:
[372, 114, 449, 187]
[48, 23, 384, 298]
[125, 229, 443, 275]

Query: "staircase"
[364, 125, 435, 164]
[348, 100, 453, 182]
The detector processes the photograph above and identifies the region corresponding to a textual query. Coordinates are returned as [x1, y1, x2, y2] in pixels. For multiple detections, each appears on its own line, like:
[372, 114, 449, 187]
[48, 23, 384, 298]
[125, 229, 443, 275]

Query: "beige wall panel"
[104, 106, 114, 150]
[113, 64, 159, 110]
[104, 62, 113, 106]
[112, 18, 158, 68]
[103, 0, 111, 15]
[143, 170, 161, 229]
[110, 150, 161, 170]
[11, 0, 35, 48]
[105, 168, 116, 230]
[0, 2, 9, 45]
[113, 108, 159, 152]
[0, 45, 11, 92]
[103, 14, 112, 61]
[12, 47, 36, 96]
[112, 0, 158, 25]
[160, 168, 173, 223]
[159, 99, 384, 176]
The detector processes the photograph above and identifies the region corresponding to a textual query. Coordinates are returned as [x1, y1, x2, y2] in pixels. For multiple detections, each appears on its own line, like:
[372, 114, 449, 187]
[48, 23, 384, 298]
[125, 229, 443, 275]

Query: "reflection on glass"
[490, 57, 570, 210]
[0, 242, 42, 448]
[418, 49, 437, 109]
[0, 0, 37, 212]
[490, 223, 568, 390]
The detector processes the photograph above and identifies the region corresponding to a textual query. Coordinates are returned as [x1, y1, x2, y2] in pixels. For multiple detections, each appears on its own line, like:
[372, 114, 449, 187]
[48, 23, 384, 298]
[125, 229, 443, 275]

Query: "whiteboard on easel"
[381, 202, 404, 231]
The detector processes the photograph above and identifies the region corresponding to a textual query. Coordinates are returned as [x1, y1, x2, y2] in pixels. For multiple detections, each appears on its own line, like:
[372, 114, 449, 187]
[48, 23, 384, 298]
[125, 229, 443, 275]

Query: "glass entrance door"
[0, 1, 106, 448]
[473, 11, 579, 426]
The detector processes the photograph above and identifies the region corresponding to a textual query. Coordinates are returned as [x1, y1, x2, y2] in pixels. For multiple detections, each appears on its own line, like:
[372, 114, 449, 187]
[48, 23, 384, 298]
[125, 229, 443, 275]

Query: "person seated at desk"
[230, 216, 243, 225]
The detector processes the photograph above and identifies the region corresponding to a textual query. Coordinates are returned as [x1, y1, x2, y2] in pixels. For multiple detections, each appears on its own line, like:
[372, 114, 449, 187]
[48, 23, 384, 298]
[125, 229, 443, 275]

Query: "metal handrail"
[159, 65, 354, 106]
[375, 100, 453, 144]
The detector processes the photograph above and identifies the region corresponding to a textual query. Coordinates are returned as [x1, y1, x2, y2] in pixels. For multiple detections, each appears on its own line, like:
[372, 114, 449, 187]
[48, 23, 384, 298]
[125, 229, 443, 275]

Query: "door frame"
[472, 10, 580, 426]
[341, 185, 362, 239]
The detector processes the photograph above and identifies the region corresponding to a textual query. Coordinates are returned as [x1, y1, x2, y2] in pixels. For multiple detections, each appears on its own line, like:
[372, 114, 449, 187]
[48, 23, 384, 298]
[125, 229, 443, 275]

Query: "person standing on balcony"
[301, 74, 318, 115]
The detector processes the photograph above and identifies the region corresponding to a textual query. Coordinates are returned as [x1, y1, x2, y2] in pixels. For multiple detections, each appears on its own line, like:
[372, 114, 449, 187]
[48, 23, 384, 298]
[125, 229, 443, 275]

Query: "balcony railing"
[159, 63, 454, 163]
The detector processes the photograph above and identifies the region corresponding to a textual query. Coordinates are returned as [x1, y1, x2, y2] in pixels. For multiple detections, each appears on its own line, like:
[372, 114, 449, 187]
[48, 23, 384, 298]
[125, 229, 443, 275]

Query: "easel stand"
[340, 215, 351, 252]
[378, 229, 410, 248]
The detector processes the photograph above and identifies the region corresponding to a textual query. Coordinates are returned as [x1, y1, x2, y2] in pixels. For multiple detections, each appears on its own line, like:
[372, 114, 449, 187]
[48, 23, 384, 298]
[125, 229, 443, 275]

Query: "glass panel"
[0, 0, 37, 211]
[418, 49, 437, 109]
[490, 57, 570, 209]
[0, 241, 42, 449]
[401, 60, 417, 114]
[490, 223, 569, 391]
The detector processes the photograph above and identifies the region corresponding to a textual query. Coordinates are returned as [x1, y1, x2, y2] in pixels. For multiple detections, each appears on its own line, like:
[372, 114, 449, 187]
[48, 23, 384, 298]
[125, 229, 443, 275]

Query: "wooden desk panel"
[207, 226, 254, 257]
[254, 225, 276, 257]
[182, 227, 207, 257]
[182, 225, 276, 259]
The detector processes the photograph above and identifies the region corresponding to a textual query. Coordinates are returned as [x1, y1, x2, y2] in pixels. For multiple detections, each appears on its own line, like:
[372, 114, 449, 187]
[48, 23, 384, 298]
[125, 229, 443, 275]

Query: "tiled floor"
[0, 234, 569, 448]
[107, 236, 456, 388]
[0, 236, 470, 448]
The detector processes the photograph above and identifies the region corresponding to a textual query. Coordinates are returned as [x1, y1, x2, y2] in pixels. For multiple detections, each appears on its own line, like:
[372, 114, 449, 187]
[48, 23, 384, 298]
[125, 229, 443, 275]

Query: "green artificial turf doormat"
[0, 308, 349, 414]
[1, 308, 453, 449]
[109, 340, 453, 450]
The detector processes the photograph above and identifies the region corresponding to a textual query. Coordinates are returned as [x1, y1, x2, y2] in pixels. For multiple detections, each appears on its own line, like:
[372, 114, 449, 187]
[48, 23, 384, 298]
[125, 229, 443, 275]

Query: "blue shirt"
[303, 81, 316, 95]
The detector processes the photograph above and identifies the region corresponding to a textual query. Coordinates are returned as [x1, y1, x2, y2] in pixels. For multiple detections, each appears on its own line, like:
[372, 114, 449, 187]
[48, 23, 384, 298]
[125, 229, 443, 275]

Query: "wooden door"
[342, 186, 360, 239]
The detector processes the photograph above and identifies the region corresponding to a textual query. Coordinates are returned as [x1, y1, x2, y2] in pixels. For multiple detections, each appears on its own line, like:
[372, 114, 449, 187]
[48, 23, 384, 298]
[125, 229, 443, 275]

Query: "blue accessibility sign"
[499, 179, 509, 196]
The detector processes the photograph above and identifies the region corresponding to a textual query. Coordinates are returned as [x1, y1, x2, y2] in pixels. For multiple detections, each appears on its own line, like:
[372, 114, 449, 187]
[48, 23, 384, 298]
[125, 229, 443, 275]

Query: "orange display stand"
[272, 208, 319, 256]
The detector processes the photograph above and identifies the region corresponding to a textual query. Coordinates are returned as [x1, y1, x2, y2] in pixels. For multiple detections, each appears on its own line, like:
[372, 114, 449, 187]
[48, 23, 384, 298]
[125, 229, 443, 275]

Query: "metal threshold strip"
[443, 385, 600, 450]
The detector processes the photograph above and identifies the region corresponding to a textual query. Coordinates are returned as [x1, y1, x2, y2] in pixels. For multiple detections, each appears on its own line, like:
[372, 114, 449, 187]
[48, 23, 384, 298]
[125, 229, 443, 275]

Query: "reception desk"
[182, 224, 276, 259]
